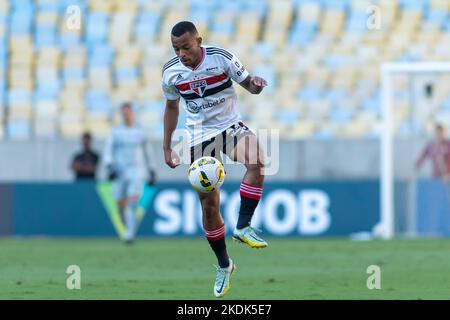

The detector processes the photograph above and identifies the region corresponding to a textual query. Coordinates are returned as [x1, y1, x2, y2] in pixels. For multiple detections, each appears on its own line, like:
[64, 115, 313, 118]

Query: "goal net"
[377, 62, 450, 239]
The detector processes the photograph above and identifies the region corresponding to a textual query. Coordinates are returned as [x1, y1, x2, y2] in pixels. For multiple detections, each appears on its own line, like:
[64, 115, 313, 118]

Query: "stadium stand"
[0, 0, 449, 140]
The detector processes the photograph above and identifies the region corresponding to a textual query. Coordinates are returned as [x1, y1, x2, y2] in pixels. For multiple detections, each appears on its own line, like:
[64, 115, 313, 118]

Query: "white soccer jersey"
[161, 45, 250, 146]
[103, 124, 149, 180]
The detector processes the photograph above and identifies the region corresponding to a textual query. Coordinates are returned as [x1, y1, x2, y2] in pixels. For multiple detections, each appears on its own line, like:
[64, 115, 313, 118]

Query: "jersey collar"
[187, 46, 205, 71]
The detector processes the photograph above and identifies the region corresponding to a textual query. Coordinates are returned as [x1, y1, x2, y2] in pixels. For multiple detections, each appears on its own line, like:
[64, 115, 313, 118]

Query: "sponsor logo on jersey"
[186, 98, 226, 114]
[189, 80, 207, 97]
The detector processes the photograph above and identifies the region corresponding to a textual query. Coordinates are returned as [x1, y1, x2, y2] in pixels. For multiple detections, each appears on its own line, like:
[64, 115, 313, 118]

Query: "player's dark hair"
[171, 21, 198, 37]
[121, 102, 132, 110]
[436, 123, 444, 131]
[82, 132, 91, 140]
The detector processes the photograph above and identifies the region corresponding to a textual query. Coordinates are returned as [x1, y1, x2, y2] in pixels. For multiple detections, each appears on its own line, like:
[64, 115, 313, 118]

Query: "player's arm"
[222, 49, 267, 95]
[102, 131, 117, 180]
[415, 144, 430, 169]
[71, 155, 81, 172]
[239, 75, 267, 95]
[163, 99, 181, 168]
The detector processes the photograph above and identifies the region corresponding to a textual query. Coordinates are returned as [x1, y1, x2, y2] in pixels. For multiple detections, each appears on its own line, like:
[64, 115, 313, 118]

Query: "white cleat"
[232, 226, 268, 248]
[213, 259, 236, 298]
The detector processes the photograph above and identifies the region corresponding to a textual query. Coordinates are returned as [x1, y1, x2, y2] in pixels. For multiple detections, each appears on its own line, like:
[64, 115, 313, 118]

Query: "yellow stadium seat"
[291, 121, 316, 139]
[431, 0, 449, 10]
[60, 122, 86, 139]
[342, 120, 370, 138]
[89, 0, 112, 13]
[8, 104, 33, 120]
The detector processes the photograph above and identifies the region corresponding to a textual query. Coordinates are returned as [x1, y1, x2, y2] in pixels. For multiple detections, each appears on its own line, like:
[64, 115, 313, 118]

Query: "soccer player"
[415, 123, 450, 181]
[162, 21, 267, 298]
[103, 102, 157, 244]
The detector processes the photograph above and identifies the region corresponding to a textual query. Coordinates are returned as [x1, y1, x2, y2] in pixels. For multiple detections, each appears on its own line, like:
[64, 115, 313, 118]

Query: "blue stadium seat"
[444, 18, 450, 31]
[135, 11, 161, 32]
[6, 120, 32, 140]
[426, 10, 448, 28]
[442, 97, 450, 111]
[399, 0, 428, 12]
[35, 25, 57, 48]
[85, 90, 112, 115]
[289, 21, 317, 45]
[60, 34, 81, 50]
[243, 0, 267, 16]
[323, 55, 351, 70]
[252, 42, 274, 61]
[89, 44, 115, 67]
[323, 0, 349, 12]
[330, 108, 353, 124]
[190, 0, 219, 12]
[218, 0, 245, 12]
[10, 12, 33, 35]
[115, 67, 138, 83]
[398, 121, 424, 135]
[85, 13, 109, 45]
[345, 12, 369, 33]
[11, 0, 34, 12]
[34, 84, 60, 102]
[297, 87, 322, 102]
[362, 94, 381, 113]
[63, 67, 83, 80]
[0, 45, 6, 68]
[276, 110, 301, 126]
[37, 1, 59, 13]
[142, 102, 161, 112]
[314, 128, 335, 139]
[189, 10, 211, 25]
[211, 21, 235, 34]
[8, 89, 31, 106]
[326, 90, 347, 105]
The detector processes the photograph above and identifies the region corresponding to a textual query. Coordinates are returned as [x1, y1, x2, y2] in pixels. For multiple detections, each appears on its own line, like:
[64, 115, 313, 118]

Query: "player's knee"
[202, 200, 219, 215]
[127, 195, 140, 207]
[246, 160, 265, 174]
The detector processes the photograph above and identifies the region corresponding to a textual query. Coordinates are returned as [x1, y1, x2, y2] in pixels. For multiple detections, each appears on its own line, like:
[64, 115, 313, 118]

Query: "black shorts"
[190, 121, 252, 164]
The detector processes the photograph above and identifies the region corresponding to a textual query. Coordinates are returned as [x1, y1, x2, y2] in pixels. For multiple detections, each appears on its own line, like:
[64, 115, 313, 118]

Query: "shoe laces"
[213, 265, 228, 286]
[246, 226, 264, 240]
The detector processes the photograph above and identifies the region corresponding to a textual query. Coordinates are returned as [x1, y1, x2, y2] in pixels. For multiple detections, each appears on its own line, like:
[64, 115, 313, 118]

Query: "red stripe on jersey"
[175, 73, 228, 92]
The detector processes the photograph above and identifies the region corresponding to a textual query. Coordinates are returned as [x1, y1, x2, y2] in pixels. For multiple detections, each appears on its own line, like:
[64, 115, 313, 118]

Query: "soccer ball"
[188, 156, 225, 193]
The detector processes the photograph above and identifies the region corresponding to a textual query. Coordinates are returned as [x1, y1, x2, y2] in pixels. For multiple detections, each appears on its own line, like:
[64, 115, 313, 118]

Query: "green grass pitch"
[1, 237, 450, 299]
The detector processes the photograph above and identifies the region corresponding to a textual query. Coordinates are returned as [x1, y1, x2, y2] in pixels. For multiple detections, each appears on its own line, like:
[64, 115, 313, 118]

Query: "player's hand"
[147, 169, 157, 185]
[164, 148, 181, 169]
[250, 76, 267, 88]
[107, 165, 118, 181]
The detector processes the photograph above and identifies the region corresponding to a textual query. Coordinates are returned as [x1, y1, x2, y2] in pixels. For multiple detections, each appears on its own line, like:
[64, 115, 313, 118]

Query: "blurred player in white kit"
[103, 102, 157, 244]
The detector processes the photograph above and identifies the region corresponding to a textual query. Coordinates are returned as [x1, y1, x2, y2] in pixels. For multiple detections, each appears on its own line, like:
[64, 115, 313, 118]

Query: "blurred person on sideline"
[103, 102, 157, 244]
[71, 132, 100, 181]
[415, 123, 450, 181]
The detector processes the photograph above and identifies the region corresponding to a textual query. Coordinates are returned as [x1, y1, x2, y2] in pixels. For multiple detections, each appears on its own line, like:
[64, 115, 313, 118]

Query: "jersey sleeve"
[225, 51, 249, 84]
[162, 72, 180, 101]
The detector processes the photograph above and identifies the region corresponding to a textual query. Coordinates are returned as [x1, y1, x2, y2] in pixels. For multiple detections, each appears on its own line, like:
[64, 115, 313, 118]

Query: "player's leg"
[117, 199, 127, 224]
[198, 190, 235, 298]
[227, 123, 267, 248]
[192, 139, 235, 298]
[123, 179, 143, 243]
[113, 179, 128, 234]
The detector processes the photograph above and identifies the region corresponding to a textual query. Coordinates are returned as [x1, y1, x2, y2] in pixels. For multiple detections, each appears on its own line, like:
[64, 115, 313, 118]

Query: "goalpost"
[376, 62, 450, 239]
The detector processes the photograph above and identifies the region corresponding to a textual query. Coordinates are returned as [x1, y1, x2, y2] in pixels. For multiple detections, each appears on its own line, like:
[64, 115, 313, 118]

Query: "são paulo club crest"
[190, 79, 207, 97]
